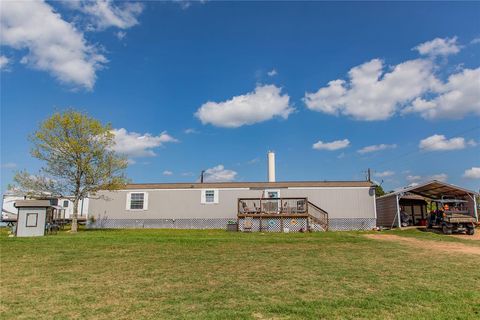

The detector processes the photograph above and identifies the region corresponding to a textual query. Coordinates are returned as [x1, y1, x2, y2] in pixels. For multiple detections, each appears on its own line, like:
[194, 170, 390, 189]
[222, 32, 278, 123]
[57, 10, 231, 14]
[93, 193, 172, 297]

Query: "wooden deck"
[237, 197, 329, 231]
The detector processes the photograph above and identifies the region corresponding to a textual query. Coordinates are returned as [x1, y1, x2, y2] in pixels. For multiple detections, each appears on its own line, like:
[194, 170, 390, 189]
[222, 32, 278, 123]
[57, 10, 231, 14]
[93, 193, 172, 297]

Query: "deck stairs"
[307, 201, 329, 231]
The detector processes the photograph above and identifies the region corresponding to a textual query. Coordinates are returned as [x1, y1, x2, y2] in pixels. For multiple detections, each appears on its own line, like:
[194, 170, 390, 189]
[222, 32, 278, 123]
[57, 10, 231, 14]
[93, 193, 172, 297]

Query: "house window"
[63, 200, 69, 207]
[205, 190, 215, 203]
[201, 189, 218, 204]
[26, 213, 38, 227]
[130, 193, 145, 209]
[265, 189, 280, 198]
[126, 192, 148, 210]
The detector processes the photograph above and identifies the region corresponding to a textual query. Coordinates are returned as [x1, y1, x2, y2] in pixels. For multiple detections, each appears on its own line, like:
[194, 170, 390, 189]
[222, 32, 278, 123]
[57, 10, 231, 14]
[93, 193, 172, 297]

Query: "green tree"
[375, 184, 386, 197]
[11, 110, 128, 232]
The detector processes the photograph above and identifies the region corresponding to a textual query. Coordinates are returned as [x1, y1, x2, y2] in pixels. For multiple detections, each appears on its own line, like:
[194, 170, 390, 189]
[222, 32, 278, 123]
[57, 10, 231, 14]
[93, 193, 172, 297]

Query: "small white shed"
[14, 200, 52, 237]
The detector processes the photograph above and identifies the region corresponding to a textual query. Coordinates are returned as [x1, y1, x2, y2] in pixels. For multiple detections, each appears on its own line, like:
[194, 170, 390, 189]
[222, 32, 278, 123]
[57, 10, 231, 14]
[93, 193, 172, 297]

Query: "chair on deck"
[282, 201, 290, 214]
[241, 201, 260, 214]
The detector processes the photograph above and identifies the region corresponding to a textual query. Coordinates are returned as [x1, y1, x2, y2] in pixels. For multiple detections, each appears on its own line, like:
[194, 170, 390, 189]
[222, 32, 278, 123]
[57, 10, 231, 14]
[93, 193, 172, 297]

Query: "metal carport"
[376, 180, 479, 228]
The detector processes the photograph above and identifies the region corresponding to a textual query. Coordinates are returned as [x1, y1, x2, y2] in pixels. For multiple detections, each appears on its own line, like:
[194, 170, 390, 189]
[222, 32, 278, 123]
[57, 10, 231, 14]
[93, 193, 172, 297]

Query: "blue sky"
[1, 0, 479, 193]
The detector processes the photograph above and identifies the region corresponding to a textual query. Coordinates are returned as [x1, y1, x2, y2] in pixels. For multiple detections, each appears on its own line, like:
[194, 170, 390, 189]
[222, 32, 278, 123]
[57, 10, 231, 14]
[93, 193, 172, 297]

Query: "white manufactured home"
[87, 180, 376, 231]
[88, 152, 376, 232]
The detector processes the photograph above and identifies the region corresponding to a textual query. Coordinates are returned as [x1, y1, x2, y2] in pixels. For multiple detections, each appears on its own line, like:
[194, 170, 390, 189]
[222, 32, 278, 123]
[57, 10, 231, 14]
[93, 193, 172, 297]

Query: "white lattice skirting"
[87, 217, 376, 231]
[88, 218, 233, 229]
[238, 217, 312, 232]
[328, 218, 376, 231]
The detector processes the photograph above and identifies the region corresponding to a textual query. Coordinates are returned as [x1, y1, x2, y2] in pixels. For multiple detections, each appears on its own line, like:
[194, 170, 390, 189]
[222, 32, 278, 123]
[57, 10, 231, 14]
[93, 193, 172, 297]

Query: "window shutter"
[200, 190, 206, 204]
[143, 192, 149, 210]
[125, 192, 131, 210]
[214, 189, 219, 204]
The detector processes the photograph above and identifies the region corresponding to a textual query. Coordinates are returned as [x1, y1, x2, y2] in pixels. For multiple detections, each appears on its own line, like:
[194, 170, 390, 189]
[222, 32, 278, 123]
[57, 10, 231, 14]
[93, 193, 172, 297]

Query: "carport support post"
[396, 194, 402, 229]
[474, 195, 478, 222]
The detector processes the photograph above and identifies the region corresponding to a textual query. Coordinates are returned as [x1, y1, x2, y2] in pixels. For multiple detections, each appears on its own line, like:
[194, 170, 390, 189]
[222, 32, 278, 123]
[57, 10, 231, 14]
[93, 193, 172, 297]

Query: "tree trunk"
[71, 198, 79, 232]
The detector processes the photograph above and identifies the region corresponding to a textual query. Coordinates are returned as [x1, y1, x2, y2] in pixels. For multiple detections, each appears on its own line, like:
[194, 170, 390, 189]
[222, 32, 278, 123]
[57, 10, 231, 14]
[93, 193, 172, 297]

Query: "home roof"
[124, 180, 373, 190]
[378, 180, 478, 200]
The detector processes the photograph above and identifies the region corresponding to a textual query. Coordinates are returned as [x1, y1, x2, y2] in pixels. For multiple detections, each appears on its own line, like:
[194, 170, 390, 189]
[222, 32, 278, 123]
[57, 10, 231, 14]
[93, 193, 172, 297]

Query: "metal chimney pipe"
[267, 151, 276, 182]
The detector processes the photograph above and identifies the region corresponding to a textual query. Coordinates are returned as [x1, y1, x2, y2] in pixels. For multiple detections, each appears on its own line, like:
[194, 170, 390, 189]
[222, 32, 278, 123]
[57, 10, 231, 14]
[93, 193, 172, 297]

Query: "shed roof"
[125, 180, 373, 190]
[379, 180, 478, 200]
[14, 200, 52, 208]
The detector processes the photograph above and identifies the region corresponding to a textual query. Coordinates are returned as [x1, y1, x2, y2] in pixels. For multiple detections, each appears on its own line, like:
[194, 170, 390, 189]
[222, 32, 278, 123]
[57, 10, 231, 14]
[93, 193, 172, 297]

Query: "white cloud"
[312, 139, 350, 151]
[404, 68, 480, 119]
[430, 173, 448, 182]
[163, 170, 173, 176]
[172, 0, 208, 10]
[414, 37, 461, 56]
[111, 128, 178, 158]
[467, 139, 478, 147]
[1, 162, 17, 169]
[195, 84, 294, 128]
[463, 167, 480, 179]
[70, 0, 143, 30]
[116, 31, 126, 40]
[202, 165, 237, 182]
[267, 69, 278, 77]
[375, 170, 395, 178]
[471, 38, 480, 45]
[0, 0, 107, 89]
[407, 173, 448, 183]
[305, 37, 479, 121]
[419, 134, 467, 151]
[358, 144, 397, 154]
[304, 58, 438, 120]
[406, 175, 422, 182]
[184, 128, 199, 134]
[0, 56, 10, 70]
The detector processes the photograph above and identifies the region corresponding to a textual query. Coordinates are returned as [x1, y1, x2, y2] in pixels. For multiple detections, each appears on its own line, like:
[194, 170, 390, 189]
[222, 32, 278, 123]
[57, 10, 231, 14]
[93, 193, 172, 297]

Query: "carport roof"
[379, 180, 478, 200]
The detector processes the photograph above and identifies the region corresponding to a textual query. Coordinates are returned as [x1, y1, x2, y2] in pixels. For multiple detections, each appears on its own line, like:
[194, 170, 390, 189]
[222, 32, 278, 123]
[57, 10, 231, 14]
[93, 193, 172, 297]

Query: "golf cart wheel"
[442, 225, 452, 235]
[466, 227, 475, 235]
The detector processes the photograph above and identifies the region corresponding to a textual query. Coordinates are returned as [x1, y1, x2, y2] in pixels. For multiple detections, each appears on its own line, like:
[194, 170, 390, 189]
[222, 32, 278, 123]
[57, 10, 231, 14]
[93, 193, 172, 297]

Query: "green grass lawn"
[1, 228, 479, 320]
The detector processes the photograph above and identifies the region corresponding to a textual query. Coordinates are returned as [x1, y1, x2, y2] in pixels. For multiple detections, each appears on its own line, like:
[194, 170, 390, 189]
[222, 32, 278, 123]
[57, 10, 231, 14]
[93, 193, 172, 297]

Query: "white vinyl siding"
[126, 192, 149, 210]
[201, 189, 219, 204]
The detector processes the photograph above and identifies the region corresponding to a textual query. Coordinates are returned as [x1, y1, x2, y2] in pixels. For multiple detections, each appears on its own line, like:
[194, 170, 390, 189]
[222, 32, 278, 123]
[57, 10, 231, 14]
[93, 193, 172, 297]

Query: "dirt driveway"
[365, 234, 480, 255]
[451, 232, 480, 240]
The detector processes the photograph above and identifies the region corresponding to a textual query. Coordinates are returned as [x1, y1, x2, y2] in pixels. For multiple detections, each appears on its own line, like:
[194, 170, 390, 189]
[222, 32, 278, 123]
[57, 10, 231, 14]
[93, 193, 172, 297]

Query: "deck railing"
[238, 198, 308, 216]
[307, 201, 329, 231]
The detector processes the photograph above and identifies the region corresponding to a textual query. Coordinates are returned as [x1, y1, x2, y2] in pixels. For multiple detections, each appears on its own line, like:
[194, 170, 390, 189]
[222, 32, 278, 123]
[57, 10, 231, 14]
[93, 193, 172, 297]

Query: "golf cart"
[427, 197, 476, 235]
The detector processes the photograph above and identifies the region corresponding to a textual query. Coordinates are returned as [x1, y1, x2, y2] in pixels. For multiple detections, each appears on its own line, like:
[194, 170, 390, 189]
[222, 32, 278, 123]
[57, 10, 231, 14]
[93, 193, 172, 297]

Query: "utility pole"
[367, 168, 371, 182]
[200, 170, 205, 183]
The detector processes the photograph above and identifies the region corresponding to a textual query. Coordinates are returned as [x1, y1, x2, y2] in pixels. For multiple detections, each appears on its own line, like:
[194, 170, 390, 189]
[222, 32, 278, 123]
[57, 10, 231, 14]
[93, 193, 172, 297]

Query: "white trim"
[124, 187, 250, 192]
[473, 196, 478, 222]
[264, 189, 281, 198]
[373, 189, 378, 220]
[287, 187, 370, 190]
[125, 193, 131, 210]
[114, 186, 371, 192]
[379, 180, 479, 199]
[395, 194, 401, 228]
[126, 191, 148, 211]
[201, 189, 219, 205]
